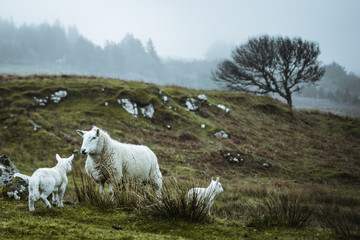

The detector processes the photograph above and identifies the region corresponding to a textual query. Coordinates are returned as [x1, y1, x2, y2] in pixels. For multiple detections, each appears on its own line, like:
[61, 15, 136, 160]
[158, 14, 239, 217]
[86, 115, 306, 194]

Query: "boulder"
[214, 130, 229, 139]
[185, 98, 199, 111]
[0, 177, 28, 200]
[217, 104, 230, 113]
[0, 155, 19, 188]
[197, 94, 207, 101]
[0, 155, 28, 200]
[117, 99, 138, 117]
[140, 103, 155, 118]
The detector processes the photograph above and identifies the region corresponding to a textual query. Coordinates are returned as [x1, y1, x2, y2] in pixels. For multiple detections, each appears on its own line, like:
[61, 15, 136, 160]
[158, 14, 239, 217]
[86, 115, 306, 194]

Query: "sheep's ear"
[96, 128, 100, 137]
[56, 154, 61, 162]
[76, 130, 85, 137]
[216, 177, 219, 182]
[68, 154, 74, 162]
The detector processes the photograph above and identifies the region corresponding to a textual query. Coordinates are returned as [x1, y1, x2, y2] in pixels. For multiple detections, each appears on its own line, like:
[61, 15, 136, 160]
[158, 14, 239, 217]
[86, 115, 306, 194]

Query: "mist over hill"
[0, 18, 359, 116]
[0, 19, 218, 89]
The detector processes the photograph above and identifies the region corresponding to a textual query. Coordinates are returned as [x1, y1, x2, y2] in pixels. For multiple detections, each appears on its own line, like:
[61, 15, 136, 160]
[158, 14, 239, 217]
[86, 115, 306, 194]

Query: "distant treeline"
[0, 19, 218, 89]
[300, 62, 360, 104]
[0, 19, 359, 104]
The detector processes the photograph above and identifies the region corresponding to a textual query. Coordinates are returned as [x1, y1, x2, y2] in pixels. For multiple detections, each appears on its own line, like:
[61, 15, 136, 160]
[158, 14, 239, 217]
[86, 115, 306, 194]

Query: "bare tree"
[212, 35, 325, 108]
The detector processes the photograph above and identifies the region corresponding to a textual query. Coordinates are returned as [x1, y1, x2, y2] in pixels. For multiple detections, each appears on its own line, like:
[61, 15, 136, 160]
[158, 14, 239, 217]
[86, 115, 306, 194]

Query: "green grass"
[1, 74, 360, 239]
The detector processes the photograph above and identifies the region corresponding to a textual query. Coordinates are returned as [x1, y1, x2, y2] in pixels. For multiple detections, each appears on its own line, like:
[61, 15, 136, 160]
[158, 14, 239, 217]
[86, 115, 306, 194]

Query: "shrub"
[72, 166, 144, 210]
[140, 177, 211, 222]
[246, 187, 316, 228]
[316, 204, 360, 239]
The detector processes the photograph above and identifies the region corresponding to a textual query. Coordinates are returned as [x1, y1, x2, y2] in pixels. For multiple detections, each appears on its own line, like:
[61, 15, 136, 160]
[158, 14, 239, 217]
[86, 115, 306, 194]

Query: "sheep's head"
[211, 177, 224, 195]
[56, 154, 74, 173]
[76, 126, 101, 155]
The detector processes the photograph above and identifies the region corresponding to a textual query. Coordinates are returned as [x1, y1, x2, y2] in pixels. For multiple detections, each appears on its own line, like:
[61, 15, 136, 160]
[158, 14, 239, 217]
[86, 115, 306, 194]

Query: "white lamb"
[28, 154, 74, 211]
[76, 126, 163, 198]
[187, 177, 224, 215]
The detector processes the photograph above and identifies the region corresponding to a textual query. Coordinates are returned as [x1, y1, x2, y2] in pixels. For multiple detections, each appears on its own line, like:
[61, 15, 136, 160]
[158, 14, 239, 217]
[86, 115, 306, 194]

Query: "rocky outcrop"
[0, 155, 19, 188]
[0, 155, 28, 200]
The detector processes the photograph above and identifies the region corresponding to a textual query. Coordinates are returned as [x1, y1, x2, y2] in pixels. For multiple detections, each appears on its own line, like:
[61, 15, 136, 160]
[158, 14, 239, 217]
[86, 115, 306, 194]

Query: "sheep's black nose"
[81, 149, 86, 155]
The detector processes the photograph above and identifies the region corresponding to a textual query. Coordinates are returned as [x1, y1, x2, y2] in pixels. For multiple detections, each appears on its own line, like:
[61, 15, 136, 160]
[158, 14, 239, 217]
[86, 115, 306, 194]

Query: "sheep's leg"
[57, 185, 66, 207]
[99, 184, 105, 199]
[108, 183, 115, 202]
[40, 194, 52, 209]
[28, 198, 35, 211]
[151, 173, 163, 199]
[51, 190, 59, 206]
[208, 202, 213, 216]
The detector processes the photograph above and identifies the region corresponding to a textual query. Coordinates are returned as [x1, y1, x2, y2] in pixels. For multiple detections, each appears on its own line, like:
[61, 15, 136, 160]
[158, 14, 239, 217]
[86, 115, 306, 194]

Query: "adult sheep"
[76, 126, 162, 198]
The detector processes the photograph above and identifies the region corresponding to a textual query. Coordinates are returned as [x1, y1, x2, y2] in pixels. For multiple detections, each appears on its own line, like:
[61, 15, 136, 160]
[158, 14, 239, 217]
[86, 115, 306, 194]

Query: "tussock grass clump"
[140, 178, 211, 222]
[72, 166, 144, 210]
[316, 204, 360, 239]
[73, 170, 211, 222]
[246, 187, 316, 228]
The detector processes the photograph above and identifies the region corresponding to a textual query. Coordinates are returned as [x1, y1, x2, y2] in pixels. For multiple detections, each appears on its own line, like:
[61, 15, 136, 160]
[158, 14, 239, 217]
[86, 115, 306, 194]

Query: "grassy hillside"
[1, 75, 359, 239]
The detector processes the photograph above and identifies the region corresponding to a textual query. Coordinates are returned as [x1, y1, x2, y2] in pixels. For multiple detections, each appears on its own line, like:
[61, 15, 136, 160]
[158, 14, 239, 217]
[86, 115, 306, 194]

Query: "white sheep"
[28, 154, 74, 211]
[76, 126, 163, 198]
[187, 177, 224, 215]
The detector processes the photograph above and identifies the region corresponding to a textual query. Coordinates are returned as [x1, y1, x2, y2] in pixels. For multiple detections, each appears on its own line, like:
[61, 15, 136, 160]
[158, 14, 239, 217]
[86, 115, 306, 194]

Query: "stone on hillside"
[140, 103, 155, 118]
[263, 162, 271, 167]
[217, 104, 230, 113]
[185, 98, 199, 111]
[33, 96, 47, 106]
[214, 130, 229, 139]
[51, 90, 67, 103]
[104, 101, 109, 106]
[1, 178, 29, 200]
[0, 155, 19, 189]
[117, 99, 138, 117]
[201, 124, 206, 129]
[162, 96, 168, 103]
[29, 120, 41, 132]
[198, 94, 207, 101]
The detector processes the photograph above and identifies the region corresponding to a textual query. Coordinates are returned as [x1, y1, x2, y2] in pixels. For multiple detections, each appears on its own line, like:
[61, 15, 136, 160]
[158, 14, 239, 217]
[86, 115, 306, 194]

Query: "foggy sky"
[1, 0, 359, 74]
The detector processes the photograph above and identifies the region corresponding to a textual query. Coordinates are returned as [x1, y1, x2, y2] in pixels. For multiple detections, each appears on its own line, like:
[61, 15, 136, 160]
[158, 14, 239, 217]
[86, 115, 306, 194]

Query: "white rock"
[104, 102, 108, 106]
[201, 124, 206, 129]
[263, 162, 270, 167]
[140, 103, 155, 118]
[198, 94, 207, 101]
[166, 124, 171, 129]
[214, 130, 229, 139]
[232, 158, 239, 163]
[162, 96, 168, 103]
[185, 98, 199, 111]
[118, 99, 138, 117]
[51, 90, 67, 103]
[33, 97, 47, 106]
[217, 104, 230, 113]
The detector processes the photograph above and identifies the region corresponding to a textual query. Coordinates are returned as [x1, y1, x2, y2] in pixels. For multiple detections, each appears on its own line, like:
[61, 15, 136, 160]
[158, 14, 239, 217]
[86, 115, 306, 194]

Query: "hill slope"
[1, 75, 359, 239]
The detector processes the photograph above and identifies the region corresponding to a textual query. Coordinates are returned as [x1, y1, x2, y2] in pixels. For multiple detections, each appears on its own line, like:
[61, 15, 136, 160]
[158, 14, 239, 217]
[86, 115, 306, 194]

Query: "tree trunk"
[285, 95, 293, 109]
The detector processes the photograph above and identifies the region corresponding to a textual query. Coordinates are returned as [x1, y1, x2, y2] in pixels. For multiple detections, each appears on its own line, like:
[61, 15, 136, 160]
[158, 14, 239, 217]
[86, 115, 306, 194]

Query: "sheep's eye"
[90, 137, 96, 141]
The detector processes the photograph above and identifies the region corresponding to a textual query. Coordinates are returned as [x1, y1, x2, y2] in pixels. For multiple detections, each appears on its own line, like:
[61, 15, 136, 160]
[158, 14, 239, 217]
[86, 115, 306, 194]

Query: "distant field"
[277, 96, 360, 118]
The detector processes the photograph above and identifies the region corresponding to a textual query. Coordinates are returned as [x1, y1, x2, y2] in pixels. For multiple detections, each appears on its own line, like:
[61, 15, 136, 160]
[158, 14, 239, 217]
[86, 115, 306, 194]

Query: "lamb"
[28, 154, 74, 211]
[76, 126, 163, 198]
[187, 177, 224, 215]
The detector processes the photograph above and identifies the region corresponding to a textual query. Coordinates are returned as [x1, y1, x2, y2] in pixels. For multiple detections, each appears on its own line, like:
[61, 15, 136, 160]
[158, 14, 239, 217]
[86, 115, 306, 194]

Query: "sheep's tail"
[14, 173, 31, 183]
[28, 177, 40, 201]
